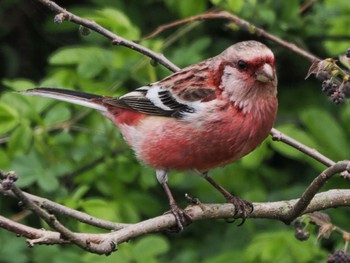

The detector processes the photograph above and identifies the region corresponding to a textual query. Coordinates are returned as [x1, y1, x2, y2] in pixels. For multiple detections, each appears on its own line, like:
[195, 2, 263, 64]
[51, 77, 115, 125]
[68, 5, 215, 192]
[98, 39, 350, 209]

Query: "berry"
[327, 250, 350, 263]
[322, 79, 338, 96]
[331, 90, 346, 104]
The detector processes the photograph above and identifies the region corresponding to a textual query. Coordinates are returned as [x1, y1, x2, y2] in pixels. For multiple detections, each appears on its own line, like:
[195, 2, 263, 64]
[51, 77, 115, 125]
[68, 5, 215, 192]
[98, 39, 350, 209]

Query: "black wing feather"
[103, 89, 194, 118]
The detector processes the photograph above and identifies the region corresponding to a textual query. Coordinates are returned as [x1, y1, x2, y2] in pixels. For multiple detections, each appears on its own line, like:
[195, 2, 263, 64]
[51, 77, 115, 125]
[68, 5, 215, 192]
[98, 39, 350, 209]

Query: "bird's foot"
[225, 195, 254, 226]
[165, 204, 192, 232]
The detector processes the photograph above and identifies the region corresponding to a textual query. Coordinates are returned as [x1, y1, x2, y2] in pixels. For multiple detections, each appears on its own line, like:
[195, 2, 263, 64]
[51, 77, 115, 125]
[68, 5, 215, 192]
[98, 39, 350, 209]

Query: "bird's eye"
[237, 60, 248, 71]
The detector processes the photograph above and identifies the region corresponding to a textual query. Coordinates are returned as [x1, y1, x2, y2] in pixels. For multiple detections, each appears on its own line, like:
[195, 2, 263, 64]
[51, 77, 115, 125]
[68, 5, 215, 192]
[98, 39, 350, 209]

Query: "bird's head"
[216, 41, 277, 110]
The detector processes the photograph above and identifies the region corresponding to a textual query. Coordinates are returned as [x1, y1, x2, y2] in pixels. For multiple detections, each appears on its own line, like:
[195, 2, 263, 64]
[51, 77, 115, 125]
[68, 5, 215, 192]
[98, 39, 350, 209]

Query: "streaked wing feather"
[103, 63, 217, 118]
[103, 96, 174, 116]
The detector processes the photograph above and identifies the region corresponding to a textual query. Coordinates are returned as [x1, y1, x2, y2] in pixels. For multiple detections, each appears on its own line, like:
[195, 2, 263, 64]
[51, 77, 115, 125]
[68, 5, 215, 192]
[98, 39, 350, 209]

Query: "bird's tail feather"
[21, 88, 107, 112]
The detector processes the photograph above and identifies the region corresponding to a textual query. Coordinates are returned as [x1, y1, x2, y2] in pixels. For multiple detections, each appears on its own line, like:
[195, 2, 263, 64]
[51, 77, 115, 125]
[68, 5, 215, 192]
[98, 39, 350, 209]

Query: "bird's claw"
[226, 195, 254, 226]
[165, 205, 192, 232]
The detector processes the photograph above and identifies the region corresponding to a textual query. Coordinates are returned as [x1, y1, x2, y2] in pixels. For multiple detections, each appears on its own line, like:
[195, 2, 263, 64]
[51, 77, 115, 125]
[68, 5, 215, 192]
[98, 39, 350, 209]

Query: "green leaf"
[2, 78, 36, 91]
[244, 231, 326, 263]
[37, 170, 60, 193]
[132, 235, 170, 262]
[0, 231, 28, 263]
[171, 37, 212, 67]
[0, 149, 10, 168]
[11, 151, 43, 188]
[0, 102, 19, 134]
[49, 47, 85, 65]
[7, 124, 33, 157]
[257, 8, 276, 26]
[279, 1, 300, 21]
[32, 245, 82, 263]
[271, 124, 318, 160]
[203, 250, 242, 263]
[43, 104, 71, 126]
[79, 198, 120, 221]
[240, 140, 271, 169]
[227, 0, 244, 13]
[93, 8, 140, 39]
[49, 47, 113, 79]
[40, 69, 78, 88]
[300, 108, 349, 159]
[63, 185, 90, 209]
[11, 149, 59, 192]
[166, 0, 206, 17]
[77, 52, 106, 78]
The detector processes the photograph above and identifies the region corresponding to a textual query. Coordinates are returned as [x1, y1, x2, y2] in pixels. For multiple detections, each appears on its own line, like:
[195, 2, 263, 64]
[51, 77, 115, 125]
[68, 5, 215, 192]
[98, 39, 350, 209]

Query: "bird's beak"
[255, 63, 275, 83]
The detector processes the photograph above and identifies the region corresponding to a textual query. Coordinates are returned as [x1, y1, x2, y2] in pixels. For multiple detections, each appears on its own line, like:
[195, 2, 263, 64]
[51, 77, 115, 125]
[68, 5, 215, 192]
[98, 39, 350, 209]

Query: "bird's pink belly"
[135, 113, 270, 171]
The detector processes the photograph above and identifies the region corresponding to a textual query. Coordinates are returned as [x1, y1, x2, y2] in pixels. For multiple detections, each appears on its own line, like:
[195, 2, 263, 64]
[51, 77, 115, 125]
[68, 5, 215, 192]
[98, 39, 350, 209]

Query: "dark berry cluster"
[321, 78, 348, 104]
[320, 76, 349, 104]
[322, 79, 350, 104]
[308, 50, 350, 104]
[322, 79, 339, 96]
[327, 250, 350, 263]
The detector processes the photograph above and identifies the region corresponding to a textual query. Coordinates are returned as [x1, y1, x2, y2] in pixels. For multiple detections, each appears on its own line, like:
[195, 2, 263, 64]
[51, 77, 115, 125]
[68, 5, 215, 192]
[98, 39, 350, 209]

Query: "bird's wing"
[103, 62, 217, 118]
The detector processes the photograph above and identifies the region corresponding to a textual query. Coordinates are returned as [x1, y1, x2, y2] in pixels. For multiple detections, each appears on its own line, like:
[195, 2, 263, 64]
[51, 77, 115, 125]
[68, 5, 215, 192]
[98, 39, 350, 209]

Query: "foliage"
[1, 0, 350, 262]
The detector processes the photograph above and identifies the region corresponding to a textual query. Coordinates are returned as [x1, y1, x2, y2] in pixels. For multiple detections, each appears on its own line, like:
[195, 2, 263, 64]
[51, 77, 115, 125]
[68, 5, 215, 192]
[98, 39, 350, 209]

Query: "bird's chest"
[133, 103, 275, 171]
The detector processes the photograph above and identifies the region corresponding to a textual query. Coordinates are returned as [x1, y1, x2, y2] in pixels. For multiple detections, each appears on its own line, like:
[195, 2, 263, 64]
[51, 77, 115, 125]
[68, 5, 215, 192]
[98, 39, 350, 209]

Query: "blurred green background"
[1, 0, 350, 262]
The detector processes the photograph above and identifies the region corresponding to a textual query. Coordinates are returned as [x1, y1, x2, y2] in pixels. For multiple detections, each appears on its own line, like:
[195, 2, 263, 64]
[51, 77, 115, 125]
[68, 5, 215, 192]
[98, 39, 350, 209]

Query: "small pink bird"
[22, 40, 278, 229]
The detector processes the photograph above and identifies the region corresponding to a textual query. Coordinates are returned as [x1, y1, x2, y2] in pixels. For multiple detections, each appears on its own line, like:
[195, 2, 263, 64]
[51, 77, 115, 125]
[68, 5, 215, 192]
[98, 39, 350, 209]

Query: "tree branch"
[10, 182, 119, 254]
[1, 186, 350, 254]
[281, 161, 350, 224]
[35, 0, 180, 72]
[0, 184, 129, 231]
[270, 128, 335, 167]
[141, 11, 320, 63]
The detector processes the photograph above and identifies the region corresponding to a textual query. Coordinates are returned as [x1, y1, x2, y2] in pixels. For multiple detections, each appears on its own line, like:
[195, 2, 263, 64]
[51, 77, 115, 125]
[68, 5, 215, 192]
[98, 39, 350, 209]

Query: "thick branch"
[1, 189, 349, 252]
[281, 161, 350, 224]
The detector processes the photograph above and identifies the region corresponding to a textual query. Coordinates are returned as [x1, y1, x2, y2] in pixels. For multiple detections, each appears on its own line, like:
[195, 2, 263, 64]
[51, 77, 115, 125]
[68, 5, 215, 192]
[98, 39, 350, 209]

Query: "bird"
[21, 40, 278, 230]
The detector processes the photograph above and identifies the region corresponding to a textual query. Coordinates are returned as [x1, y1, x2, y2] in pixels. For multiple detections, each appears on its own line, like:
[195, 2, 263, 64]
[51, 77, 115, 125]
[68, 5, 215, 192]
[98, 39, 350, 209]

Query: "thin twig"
[0, 214, 67, 243]
[0, 184, 128, 230]
[270, 128, 335, 167]
[10, 184, 91, 249]
[281, 161, 350, 224]
[142, 11, 320, 63]
[10, 183, 118, 255]
[35, 0, 180, 72]
[299, 0, 318, 14]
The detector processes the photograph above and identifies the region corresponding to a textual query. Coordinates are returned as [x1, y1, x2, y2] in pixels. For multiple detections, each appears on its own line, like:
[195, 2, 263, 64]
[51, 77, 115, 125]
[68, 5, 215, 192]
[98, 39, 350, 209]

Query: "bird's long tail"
[21, 88, 108, 112]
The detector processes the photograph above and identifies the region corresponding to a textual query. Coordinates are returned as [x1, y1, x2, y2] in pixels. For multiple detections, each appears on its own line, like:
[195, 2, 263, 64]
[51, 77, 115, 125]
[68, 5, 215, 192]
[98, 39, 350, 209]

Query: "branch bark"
[1, 186, 350, 254]
[142, 11, 320, 63]
[35, 0, 180, 72]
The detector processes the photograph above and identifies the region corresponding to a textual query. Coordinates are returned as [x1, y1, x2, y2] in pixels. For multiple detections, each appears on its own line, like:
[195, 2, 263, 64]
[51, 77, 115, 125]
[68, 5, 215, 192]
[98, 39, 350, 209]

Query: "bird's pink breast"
[129, 99, 277, 171]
